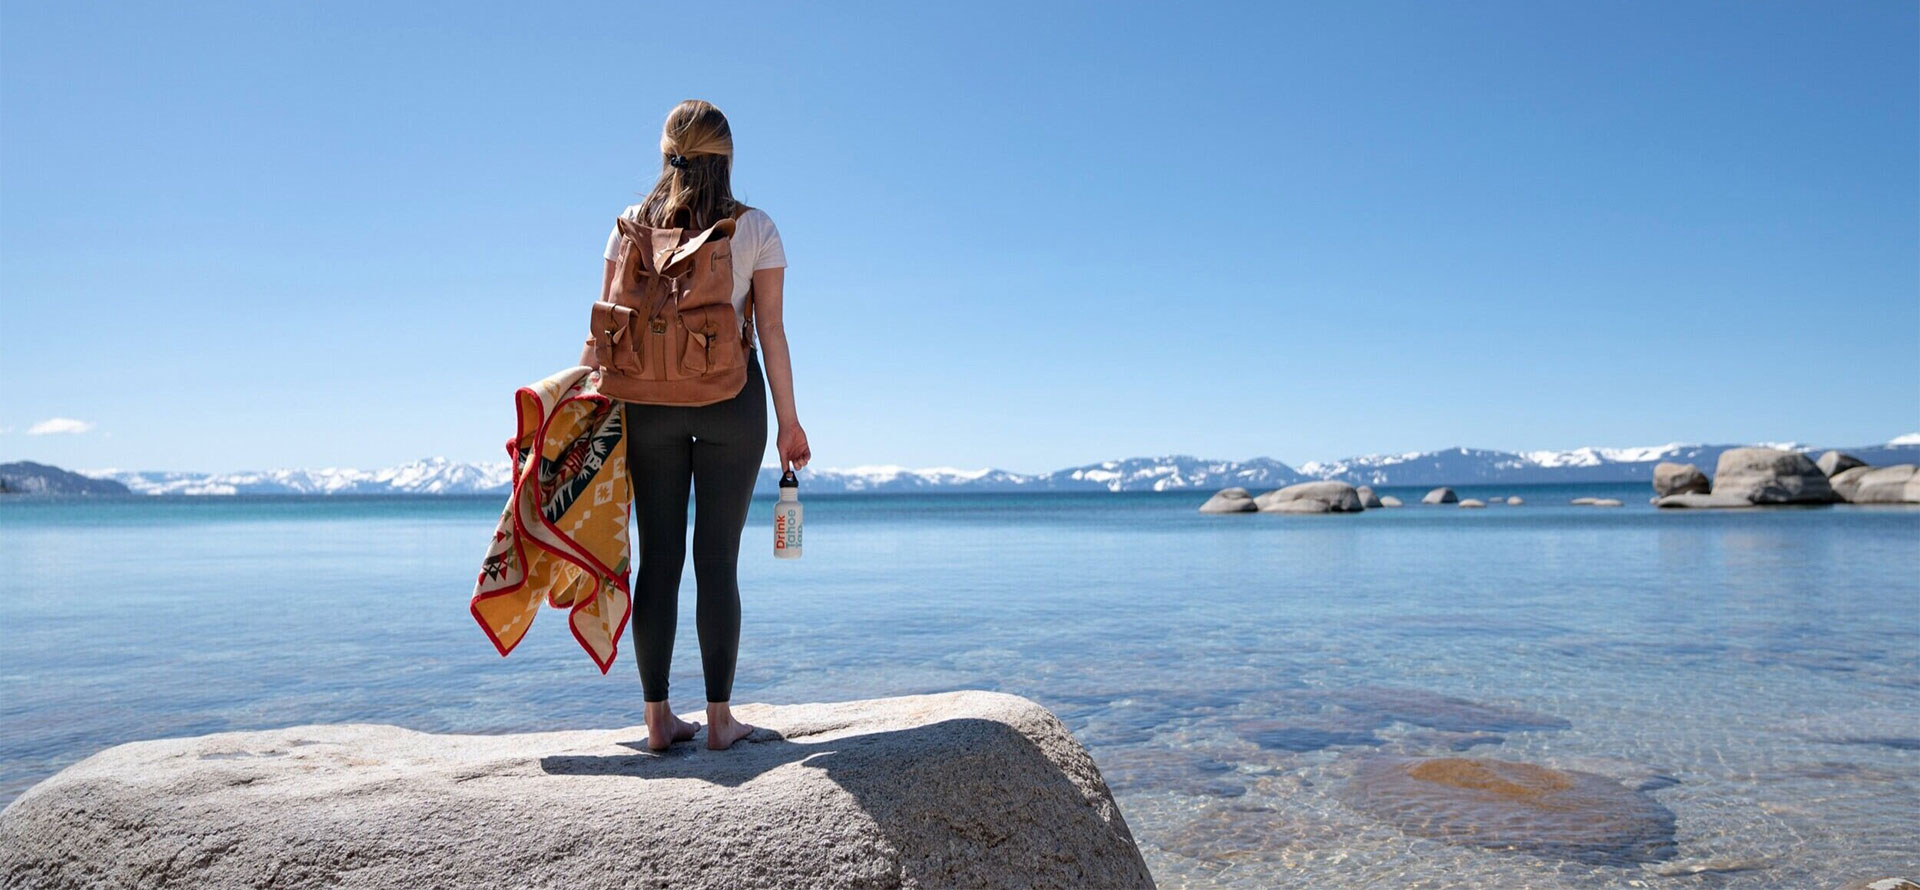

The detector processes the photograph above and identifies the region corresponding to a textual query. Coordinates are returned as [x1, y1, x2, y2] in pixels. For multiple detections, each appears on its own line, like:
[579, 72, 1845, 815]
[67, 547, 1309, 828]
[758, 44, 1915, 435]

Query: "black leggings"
[623, 347, 767, 703]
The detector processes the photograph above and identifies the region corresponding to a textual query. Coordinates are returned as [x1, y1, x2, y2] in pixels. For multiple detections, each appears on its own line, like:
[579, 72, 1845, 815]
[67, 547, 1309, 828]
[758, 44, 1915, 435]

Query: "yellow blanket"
[470, 366, 632, 674]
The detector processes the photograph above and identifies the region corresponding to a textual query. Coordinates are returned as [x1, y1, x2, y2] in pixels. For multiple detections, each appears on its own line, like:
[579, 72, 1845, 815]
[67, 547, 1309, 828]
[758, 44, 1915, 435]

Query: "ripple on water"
[1338, 756, 1679, 866]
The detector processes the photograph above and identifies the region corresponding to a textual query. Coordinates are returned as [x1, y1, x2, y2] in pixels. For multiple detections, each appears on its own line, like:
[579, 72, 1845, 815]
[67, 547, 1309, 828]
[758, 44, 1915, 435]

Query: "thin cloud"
[26, 417, 96, 435]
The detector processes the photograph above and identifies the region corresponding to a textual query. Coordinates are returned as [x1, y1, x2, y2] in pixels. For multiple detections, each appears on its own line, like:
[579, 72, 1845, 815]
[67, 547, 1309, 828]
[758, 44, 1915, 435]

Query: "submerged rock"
[1325, 687, 1570, 734]
[1710, 447, 1841, 504]
[0, 691, 1155, 890]
[1340, 756, 1677, 864]
[1786, 709, 1920, 750]
[1378, 495, 1404, 507]
[1837, 879, 1920, 890]
[1422, 487, 1458, 505]
[1234, 687, 1569, 757]
[1652, 462, 1710, 496]
[1590, 498, 1623, 507]
[1255, 481, 1364, 513]
[1458, 498, 1487, 508]
[1570, 497, 1599, 505]
[1816, 450, 1867, 477]
[1199, 487, 1257, 513]
[1355, 485, 1384, 508]
[1238, 719, 1385, 752]
[1505, 496, 1524, 505]
[1093, 746, 1239, 797]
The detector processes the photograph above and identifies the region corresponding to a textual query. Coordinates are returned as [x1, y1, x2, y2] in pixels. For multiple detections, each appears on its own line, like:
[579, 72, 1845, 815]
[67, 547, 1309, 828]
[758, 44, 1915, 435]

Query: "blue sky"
[3, 2, 1915, 475]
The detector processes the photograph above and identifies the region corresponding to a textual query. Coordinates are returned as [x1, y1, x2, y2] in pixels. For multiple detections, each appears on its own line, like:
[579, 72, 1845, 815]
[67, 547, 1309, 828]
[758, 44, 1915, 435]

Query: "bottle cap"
[779, 469, 798, 488]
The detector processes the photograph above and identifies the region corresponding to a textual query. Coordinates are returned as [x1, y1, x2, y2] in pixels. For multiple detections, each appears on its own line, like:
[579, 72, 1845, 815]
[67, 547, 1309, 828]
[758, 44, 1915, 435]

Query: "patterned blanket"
[470, 366, 632, 674]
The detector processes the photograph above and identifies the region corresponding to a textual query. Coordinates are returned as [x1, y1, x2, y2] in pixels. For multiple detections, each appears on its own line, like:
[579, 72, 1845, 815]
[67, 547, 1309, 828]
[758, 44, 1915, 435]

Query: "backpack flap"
[659, 217, 737, 277]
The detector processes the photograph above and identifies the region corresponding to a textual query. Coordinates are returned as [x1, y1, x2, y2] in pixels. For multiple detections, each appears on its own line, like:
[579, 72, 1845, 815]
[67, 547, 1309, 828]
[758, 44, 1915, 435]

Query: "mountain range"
[38, 435, 1918, 496]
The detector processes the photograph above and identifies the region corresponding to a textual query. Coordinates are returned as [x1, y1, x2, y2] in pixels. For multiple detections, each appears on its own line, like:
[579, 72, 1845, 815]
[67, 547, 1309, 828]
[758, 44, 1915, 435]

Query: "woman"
[580, 100, 811, 751]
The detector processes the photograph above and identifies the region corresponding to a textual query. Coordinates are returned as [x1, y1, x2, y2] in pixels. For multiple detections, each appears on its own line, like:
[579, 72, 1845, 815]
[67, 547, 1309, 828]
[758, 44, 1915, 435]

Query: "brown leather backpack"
[586, 202, 754, 406]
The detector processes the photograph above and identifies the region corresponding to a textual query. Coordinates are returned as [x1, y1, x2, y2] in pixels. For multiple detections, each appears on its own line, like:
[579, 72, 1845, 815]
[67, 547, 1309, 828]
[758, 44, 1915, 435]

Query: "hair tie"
[667, 153, 689, 169]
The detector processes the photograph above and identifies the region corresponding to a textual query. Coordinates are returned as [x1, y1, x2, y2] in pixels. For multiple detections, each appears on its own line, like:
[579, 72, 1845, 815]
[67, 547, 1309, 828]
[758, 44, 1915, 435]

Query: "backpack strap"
[732, 201, 756, 348]
[741, 282, 756, 348]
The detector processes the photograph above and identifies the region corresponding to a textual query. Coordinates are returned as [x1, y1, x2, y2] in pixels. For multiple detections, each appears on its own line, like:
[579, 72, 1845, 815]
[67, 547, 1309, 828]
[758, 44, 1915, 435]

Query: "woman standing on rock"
[580, 100, 811, 751]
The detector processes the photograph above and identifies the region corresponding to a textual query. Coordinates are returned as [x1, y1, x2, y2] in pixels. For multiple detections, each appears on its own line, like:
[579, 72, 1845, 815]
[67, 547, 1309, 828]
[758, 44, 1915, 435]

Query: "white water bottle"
[774, 469, 802, 559]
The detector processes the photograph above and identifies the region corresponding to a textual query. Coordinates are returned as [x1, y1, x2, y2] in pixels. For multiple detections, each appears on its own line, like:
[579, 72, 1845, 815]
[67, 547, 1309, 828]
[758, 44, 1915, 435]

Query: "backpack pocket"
[590, 301, 644, 374]
[674, 303, 743, 378]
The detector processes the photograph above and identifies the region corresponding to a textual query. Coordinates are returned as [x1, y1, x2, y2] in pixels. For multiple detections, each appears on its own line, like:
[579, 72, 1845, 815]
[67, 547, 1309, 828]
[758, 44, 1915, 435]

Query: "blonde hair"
[636, 99, 739, 230]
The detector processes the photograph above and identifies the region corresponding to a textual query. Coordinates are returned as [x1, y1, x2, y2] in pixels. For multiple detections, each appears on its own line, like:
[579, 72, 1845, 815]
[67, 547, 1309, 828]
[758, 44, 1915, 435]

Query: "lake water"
[3, 486, 1917, 888]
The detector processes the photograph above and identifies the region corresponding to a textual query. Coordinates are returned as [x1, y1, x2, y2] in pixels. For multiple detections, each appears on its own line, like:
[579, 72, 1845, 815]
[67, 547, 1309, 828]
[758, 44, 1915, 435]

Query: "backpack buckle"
[650, 318, 667, 334]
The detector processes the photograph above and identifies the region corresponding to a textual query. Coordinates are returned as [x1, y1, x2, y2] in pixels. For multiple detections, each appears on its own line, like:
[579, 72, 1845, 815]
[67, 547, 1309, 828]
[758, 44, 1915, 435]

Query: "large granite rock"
[1255, 481, 1364, 513]
[1198, 486, 1257, 514]
[1652, 462, 1710, 496]
[1355, 485, 1384, 508]
[1422, 487, 1458, 505]
[1378, 495, 1404, 508]
[1458, 498, 1486, 508]
[1710, 448, 1841, 504]
[0, 691, 1154, 890]
[1816, 450, 1867, 478]
[1833, 464, 1920, 504]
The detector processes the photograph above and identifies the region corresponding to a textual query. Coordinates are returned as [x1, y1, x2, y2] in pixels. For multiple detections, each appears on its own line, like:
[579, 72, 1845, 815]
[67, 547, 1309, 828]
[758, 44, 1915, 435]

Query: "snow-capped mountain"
[66, 435, 1920, 496]
[1296, 440, 1918, 487]
[82, 457, 513, 496]
[1035, 456, 1307, 492]
[751, 455, 1307, 494]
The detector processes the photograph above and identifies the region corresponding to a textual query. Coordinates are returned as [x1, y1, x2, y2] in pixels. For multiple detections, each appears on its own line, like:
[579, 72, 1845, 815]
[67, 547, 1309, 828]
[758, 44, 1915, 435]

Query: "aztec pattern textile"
[470, 366, 632, 674]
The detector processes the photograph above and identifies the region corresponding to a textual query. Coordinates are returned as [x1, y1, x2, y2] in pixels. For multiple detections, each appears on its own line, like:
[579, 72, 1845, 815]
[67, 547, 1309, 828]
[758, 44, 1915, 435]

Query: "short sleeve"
[603, 205, 636, 262]
[751, 210, 787, 270]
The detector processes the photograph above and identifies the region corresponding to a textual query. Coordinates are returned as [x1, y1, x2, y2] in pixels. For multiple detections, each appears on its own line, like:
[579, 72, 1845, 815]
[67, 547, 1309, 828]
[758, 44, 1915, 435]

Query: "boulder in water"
[1570, 497, 1598, 505]
[1833, 465, 1920, 504]
[1505, 496, 1524, 505]
[1255, 481, 1364, 513]
[1652, 462, 1710, 496]
[1265, 498, 1335, 514]
[1816, 450, 1867, 477]
[1458, 498, 1486, 508]
[1355, 485, 1383, 508]
[1199, 487, 1257, 514]
[1655, 492, 1757, 509]
[1378, 495, 1404, 507]
[1340, 756, 1676, 864]
[0, 691, 1155, 890]
[1422, 487, 1458, 505]
[1710, 447, 1840, 504]
[1590, 498, 1623, 507]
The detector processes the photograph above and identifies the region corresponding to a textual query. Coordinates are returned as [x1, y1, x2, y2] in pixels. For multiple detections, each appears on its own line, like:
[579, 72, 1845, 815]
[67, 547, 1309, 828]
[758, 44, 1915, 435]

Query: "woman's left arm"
[752, 266, 810, 470]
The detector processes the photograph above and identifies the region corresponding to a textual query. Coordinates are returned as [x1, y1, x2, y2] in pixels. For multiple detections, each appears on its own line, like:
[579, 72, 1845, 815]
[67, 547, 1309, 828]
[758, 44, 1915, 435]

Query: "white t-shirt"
[604, 204, 786, 348]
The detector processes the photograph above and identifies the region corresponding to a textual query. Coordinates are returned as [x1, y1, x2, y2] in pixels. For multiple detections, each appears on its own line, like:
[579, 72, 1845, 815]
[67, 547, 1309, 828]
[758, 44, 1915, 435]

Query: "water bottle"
[774, 469, 802, 559]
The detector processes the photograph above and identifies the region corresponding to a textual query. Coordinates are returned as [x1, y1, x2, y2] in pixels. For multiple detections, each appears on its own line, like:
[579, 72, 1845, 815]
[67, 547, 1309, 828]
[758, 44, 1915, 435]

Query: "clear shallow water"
[3, 486, 1916, 888]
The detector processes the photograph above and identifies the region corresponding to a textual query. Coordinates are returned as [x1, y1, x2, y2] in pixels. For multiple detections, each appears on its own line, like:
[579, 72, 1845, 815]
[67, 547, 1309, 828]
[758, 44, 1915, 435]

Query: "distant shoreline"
[5, 437, 1915, 497]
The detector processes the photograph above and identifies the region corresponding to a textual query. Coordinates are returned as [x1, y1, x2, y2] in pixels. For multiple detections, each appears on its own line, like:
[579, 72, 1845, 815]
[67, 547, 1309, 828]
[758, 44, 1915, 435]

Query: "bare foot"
[705, 703, 756, 750]
[644, 704, 701, 752]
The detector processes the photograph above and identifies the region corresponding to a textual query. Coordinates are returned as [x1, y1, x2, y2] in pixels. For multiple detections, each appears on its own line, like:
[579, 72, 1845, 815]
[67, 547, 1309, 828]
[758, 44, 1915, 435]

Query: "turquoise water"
[3, 486, 1917, 888]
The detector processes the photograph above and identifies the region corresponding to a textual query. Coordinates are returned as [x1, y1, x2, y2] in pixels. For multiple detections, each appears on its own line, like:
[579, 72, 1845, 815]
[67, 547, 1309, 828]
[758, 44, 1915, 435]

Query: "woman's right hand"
[778, 421, 811, 472]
